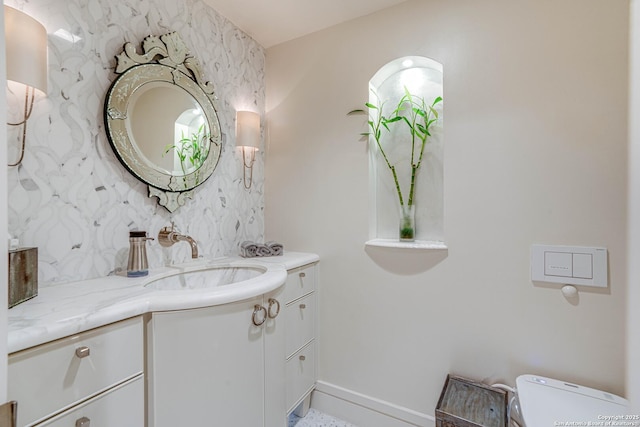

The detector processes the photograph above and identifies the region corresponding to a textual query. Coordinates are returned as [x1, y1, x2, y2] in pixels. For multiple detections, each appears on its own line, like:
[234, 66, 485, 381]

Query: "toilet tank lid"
[516, 375, 628, 427]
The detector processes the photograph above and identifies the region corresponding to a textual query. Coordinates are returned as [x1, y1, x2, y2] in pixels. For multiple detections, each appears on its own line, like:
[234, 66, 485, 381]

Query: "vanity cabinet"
[7, 317, 144, 427]
[147, 287, 286, 427]
[6, 254, 319, 427]
[147, 261, 318, 426]
[284, 263, 317, 416]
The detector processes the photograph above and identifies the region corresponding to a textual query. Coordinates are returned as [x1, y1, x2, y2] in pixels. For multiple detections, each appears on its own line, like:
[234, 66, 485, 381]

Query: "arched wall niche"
[367, 56, 445, 249]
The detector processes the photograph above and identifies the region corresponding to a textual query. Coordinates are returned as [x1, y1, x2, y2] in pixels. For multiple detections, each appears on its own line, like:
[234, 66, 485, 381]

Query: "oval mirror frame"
[104, 32, 222, 212]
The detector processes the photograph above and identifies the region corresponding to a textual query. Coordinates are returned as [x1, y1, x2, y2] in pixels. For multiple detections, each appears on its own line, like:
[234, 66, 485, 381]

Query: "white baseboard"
[310, 381, 436, 427]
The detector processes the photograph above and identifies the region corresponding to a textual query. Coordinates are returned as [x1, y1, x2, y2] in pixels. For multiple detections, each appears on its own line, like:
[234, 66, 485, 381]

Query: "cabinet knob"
[299, 272, 306, 278]
[267, 298, 280, 319]
[75, 346, 90, 359]
[75, 416, 91, 427]
[251, 304, 267, 326]
[299, 355, 306, 361]
[299, 303, 306, 309]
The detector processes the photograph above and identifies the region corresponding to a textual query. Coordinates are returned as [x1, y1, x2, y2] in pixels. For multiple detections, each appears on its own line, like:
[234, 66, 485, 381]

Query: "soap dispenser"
[127, 231, 154, 277]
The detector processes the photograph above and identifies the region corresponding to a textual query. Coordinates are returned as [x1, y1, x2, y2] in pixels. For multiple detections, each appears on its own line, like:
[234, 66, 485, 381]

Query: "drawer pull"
[267, 298, 280, 319]
[299, 303, 306, 309]
[252, 304, 267, 326]
[75, 346, 90, 359]
[299, 355, 306, 361]
[75, 416, 91, 427]
[299, 272, 306, 278]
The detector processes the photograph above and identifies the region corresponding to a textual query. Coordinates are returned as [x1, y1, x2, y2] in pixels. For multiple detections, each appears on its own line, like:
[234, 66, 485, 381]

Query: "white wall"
[5, 0, 266, 286]
[265, 0, 629, 417]
[628, 0, 640, 413]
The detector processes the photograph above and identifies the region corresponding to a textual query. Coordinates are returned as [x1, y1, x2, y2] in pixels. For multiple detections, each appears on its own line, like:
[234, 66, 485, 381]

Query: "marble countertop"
[8, 252, 319, 354]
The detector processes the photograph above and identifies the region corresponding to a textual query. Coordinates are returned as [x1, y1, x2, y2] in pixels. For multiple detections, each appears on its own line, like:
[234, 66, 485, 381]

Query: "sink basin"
[144, 265, 266, 290]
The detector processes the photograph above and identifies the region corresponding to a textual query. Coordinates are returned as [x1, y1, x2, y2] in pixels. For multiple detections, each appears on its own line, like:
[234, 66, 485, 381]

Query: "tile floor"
[288, 408, 357, 427]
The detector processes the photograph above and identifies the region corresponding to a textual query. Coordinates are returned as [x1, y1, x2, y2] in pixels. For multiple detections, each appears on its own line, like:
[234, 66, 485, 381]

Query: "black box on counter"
[8, 247, 38, 308]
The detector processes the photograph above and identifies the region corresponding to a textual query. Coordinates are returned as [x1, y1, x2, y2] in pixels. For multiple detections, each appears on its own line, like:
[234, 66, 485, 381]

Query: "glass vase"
[399, 204, 416, 242]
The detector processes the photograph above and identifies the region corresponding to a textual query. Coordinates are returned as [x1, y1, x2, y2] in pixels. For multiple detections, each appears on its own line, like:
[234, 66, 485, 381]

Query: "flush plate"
[531, 244, 607, 287]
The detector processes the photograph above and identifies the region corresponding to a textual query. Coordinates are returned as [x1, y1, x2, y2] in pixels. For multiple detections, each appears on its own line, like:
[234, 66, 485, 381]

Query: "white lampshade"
[5, 5, 48, 94]
[236, 111, 260, 149]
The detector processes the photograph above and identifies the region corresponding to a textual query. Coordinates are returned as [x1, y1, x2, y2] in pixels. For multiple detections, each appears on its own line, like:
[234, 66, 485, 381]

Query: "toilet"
[514, 374, 629, 427]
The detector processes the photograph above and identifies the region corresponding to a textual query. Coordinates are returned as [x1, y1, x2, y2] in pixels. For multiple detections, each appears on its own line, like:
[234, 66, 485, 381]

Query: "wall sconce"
[236, 111, 260, 189]
[5, 6, 48, 167]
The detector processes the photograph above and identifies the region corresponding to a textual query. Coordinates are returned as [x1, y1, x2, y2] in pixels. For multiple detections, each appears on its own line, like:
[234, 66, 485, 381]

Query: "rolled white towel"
[265, 241, 283, 256]
[240, 241, 258, 258]
[256, 244, 272, 257]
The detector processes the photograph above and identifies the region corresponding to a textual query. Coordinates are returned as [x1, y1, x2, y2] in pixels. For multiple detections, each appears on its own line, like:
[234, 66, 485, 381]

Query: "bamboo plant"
[164, 124, 210, 178]
[351, 88, 442, 239]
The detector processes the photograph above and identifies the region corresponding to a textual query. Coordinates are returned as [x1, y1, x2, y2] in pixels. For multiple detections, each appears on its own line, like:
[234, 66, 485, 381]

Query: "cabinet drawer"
[285, 293, 316, 358]
[9, 317, 143, 427]
[37, 375, 144, 426]
[283, 264, 316, 303]
[286, 341, 316, 413]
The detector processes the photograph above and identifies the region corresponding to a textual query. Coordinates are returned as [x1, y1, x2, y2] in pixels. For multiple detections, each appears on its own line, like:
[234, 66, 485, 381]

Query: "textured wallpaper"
[5, 0, 266, 285]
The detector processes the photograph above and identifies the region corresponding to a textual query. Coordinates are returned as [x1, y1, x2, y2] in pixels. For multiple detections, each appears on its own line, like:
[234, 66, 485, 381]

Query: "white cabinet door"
[9, 317, 143, 427]
[285, 292, 316, 358]
[149, 297, 265, 427]
[37, 376, 144, 427]
[264, 287, 287, 427]
[286, 341, 316, 412]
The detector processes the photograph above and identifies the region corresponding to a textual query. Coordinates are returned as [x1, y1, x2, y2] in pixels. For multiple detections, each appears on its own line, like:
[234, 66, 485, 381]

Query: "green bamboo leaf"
[414, 108, 426, 118]
[432, 96, 443, 105]
[395, 96, 409, 112]
[365, 103, 378, 109]
[403, 87, 412, 101]
[387, 116, 403, 123]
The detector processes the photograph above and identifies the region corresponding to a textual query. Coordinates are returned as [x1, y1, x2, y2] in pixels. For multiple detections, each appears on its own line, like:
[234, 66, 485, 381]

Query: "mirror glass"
[104, 32, 222, 212]
[128, 82, 210, 177]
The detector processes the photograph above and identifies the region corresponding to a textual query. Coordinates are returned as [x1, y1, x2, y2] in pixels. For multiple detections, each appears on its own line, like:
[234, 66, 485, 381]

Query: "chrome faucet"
[158, 224, 199, 259]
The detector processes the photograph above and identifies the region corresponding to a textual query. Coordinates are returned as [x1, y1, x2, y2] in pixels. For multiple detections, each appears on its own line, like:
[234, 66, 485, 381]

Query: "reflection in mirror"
[104, 32, 222, 212]
[127, 81, 210, 176]
[168, 112, 209, 177]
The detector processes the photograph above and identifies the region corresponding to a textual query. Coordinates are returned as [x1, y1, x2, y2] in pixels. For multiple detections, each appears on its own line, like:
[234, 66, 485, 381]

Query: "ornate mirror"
[104, 32, 222, 212]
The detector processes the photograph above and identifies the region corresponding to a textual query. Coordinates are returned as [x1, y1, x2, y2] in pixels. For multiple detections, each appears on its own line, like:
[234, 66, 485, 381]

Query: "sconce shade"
[236, 111, 260, 149]
[5, 5, 48, 94]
